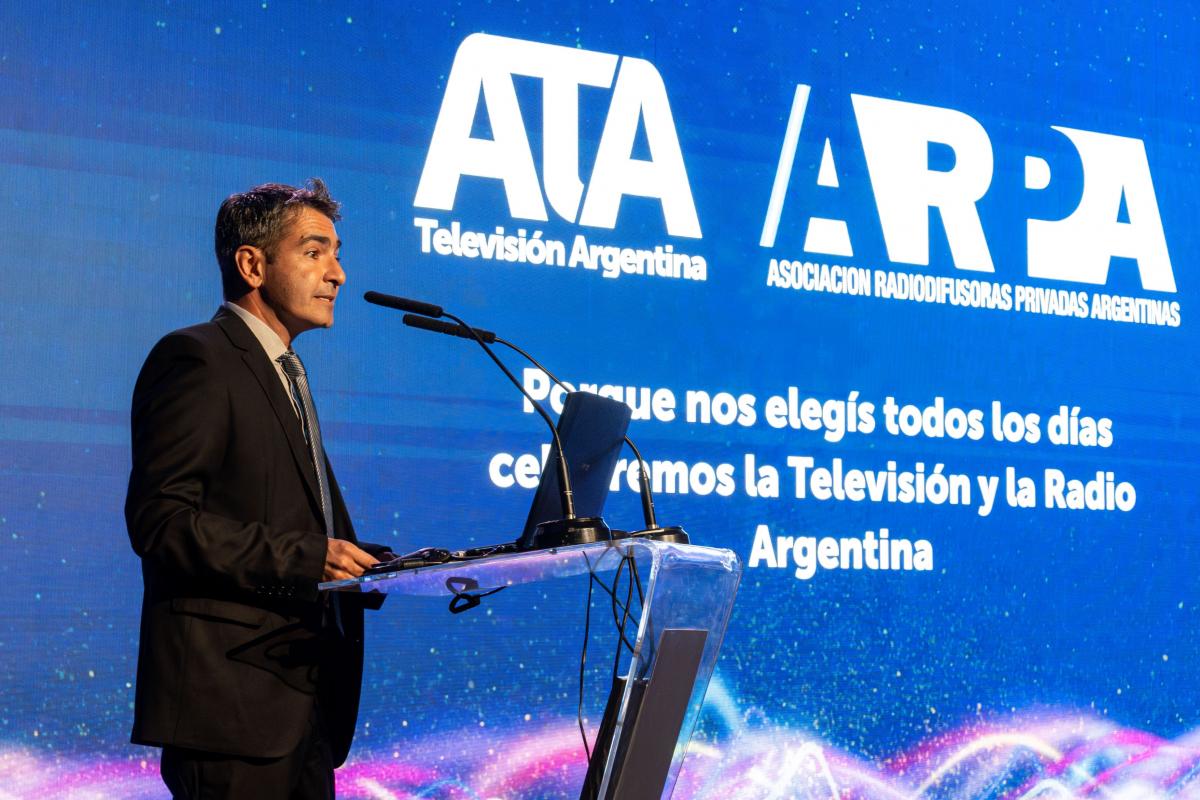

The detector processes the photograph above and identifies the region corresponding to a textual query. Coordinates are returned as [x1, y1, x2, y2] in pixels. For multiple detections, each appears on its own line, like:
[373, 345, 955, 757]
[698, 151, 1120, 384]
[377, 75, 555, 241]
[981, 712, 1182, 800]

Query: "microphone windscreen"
[402, 313, 497, 344]
[363, 291, 443, 318]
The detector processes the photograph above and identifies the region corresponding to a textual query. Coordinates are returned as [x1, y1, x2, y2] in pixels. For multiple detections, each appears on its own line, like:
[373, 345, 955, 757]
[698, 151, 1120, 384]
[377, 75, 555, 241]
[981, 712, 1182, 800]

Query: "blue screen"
[1, 2, 1197, 797]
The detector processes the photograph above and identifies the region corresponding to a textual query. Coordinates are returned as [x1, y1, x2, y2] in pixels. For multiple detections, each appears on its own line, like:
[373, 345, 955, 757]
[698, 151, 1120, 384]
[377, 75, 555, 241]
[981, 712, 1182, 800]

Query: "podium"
[322, 539, 742, 799]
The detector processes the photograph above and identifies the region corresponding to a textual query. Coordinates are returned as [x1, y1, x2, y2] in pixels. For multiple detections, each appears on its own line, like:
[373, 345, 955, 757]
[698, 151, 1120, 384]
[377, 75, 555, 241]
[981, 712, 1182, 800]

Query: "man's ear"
[234, 245, 267, 289]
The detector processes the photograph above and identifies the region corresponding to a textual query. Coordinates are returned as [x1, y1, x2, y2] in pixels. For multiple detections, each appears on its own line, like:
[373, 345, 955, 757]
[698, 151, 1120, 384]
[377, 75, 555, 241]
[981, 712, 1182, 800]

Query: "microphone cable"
[576, 547, 646, 763]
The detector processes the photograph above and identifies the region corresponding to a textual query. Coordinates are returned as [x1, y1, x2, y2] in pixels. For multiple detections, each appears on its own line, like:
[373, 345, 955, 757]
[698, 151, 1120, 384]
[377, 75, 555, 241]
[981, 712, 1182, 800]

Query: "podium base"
[629, 526, 689, 544]
[529, 516, 611, 549]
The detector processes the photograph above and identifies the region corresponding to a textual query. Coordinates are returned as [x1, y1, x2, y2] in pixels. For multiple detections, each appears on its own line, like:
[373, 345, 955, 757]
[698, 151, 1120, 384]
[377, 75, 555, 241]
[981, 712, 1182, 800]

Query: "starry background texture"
[0, 1, 1197, 797]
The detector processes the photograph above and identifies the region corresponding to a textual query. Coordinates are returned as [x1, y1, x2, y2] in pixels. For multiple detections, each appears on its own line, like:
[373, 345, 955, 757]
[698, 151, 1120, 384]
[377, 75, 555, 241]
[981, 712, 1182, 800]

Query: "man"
[126, 179, 388, 798]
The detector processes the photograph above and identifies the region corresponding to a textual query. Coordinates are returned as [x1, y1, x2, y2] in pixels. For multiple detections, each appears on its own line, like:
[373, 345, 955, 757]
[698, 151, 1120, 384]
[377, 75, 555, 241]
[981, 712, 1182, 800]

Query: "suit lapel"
[213, 309, 324, 521]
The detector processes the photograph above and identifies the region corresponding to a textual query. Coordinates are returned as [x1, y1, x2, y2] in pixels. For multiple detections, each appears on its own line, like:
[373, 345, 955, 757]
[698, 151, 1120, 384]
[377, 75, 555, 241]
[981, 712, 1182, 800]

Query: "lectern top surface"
[319, 539, 740, 597]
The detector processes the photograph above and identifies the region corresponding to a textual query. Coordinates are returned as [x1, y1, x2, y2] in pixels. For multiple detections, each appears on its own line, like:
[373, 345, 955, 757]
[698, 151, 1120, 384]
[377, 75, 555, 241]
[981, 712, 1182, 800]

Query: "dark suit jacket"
[126, 307, 382, 765]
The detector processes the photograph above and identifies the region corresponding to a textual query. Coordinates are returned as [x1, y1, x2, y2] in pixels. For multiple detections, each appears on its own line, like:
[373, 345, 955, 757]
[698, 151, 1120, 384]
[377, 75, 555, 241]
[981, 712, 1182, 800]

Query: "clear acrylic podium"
[322, 539, 741, 799]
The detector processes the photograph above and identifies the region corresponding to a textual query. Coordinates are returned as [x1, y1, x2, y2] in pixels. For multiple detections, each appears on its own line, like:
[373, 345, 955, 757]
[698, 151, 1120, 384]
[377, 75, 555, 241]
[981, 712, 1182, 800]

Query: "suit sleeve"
[125, 333, 327, 600]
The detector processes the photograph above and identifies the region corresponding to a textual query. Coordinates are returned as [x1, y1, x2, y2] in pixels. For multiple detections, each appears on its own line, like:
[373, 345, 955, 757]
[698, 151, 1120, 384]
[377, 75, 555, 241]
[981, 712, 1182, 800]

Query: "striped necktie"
[277, 350, 336, 538]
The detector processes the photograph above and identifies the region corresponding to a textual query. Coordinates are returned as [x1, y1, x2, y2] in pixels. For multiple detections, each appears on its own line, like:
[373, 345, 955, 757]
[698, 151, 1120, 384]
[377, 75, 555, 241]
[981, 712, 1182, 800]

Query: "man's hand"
[324, 539, 378, 582]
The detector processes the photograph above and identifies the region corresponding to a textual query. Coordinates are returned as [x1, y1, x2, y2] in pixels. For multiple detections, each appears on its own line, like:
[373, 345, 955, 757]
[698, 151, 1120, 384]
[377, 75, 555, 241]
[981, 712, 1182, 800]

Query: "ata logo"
[415, 33, 702, 239]
[760, 86, 1176, 292]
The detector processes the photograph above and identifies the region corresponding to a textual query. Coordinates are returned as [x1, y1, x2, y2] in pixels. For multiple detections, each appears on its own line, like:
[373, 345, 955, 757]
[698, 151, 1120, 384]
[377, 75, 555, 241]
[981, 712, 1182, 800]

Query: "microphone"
[397, 303, 685, 544]
[365, 291, 608, 549]
[402, 313, 497, 344]
[363, 290, 443, 319]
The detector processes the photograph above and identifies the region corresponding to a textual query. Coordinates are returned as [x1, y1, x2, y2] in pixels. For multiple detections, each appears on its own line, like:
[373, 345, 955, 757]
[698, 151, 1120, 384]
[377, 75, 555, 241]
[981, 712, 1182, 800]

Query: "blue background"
[0, 2, 1196, 797]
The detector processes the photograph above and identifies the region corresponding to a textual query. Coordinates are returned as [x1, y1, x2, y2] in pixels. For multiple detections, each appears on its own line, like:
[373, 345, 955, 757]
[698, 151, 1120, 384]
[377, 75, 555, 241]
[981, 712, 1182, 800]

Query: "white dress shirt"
[222, 301, 300, 417]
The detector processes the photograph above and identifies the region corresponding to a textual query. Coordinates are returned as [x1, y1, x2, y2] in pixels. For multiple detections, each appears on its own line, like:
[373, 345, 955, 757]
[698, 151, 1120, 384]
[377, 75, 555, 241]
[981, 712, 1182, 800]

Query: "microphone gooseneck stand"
[393, 306, 687, 543]
[365, 291, 609, 549]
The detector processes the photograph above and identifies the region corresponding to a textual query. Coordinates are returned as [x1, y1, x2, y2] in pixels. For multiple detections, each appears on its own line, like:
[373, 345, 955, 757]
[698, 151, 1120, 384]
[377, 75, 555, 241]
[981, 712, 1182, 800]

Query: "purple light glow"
[4, 712, 1198, 799]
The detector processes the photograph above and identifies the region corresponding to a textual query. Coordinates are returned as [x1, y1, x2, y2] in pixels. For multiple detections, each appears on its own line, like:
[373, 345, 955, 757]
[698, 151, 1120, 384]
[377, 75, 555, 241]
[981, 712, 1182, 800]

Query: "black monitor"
[517, 391, 632, 550]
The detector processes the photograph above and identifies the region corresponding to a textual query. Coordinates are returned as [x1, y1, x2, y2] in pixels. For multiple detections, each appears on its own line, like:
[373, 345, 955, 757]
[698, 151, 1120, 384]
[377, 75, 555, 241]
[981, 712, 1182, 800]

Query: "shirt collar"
[222, 301, 291, 362]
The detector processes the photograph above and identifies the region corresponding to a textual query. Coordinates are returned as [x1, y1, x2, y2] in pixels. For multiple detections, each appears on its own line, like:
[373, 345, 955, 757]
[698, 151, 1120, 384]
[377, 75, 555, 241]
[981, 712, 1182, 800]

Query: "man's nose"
[327, 258, 346, 286]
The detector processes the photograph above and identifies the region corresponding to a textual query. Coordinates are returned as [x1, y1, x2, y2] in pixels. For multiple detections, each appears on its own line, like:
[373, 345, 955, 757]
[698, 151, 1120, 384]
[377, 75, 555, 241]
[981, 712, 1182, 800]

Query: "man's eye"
[306, 250, 319, 257]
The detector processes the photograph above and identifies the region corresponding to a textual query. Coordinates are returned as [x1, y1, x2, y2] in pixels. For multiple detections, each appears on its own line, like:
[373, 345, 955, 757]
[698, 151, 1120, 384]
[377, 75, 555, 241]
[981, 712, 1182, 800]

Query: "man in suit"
[126, 179, 387, 798]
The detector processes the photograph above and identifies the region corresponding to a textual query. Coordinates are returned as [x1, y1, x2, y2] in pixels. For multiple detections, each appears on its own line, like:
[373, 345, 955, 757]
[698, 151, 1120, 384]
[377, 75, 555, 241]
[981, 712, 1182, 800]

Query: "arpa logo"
[761, 86, 1176, 292]
[414, 34, 702, 239]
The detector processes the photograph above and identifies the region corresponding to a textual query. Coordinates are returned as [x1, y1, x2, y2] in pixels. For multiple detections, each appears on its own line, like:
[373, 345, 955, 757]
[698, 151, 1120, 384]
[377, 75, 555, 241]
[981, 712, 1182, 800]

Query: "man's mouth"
[315, 295, 336, 304]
